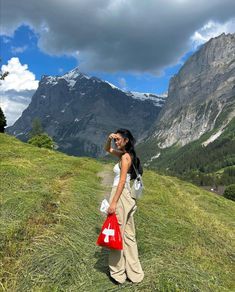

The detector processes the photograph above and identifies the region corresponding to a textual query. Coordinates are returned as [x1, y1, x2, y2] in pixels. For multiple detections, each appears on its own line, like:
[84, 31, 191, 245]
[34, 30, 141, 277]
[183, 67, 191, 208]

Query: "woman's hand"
[108, 133, 118, 140]
[108, 202, 117, 214]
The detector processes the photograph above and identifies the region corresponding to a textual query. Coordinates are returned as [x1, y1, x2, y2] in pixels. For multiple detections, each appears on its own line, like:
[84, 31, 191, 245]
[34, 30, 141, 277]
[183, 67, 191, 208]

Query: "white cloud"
[1, 57, 38, 91]
[0, 94, 31, 126]
[191, 18, 235, 49]
[0, 57, 38, 126]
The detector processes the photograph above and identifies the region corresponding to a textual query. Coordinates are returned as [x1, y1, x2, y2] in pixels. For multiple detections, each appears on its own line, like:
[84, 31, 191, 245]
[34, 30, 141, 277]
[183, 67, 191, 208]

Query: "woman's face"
[114, 133, 128, 151]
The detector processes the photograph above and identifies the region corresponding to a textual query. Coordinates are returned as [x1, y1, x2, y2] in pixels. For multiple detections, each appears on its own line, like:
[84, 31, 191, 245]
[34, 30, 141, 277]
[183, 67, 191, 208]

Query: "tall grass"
[0, 133, 234, 291]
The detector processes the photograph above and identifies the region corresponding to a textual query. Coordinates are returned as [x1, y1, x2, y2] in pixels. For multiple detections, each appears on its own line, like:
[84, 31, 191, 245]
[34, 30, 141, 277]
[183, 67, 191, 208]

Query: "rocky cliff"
[149, 33, 235, 149]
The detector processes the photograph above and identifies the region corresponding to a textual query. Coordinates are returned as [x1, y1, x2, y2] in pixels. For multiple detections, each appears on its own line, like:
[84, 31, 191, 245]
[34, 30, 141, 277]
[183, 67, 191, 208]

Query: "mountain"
[146, 33, 235, 148]
[6, 69, 165, 157]
[137, 33, 235, 183]
[1, 133, 234, 291]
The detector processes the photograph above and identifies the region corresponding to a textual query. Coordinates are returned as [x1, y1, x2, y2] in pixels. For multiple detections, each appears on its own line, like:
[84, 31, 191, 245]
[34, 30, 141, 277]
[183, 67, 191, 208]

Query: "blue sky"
[0, 0, 234, 125]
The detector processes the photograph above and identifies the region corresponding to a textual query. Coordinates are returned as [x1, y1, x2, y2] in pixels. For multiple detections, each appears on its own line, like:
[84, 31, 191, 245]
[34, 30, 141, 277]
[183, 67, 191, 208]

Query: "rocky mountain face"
[148, 33, 235, 150]
[6, 69, 165, 157]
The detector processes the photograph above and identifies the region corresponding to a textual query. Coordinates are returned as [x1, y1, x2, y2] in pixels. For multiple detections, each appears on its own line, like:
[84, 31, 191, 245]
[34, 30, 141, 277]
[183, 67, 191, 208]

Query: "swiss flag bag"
[96, 213, 123, 250]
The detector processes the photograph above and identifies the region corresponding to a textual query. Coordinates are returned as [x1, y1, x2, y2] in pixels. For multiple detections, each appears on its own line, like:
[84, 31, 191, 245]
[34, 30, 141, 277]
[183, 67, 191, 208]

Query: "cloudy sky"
[0, 0, 235, 126]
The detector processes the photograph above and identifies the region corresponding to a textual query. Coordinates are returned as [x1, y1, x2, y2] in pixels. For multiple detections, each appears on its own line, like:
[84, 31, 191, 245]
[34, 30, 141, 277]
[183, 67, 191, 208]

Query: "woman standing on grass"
[104, 128, 144, 284]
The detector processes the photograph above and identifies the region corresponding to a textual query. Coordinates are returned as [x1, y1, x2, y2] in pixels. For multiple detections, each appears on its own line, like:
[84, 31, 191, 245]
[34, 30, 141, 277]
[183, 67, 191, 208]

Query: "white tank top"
[112, 162, 131, 187]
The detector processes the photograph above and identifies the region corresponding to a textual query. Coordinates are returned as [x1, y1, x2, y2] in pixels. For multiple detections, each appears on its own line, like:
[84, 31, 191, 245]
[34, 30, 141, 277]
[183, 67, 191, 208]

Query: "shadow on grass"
[94, 247, 109, 275]
[95, 226, 101, 235]
[94, 226, 109, 274]
[94, 247, 123, 286]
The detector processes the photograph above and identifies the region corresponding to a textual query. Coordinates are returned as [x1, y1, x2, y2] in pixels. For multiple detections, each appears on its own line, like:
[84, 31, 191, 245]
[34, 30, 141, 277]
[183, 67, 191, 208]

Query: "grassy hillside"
[138, 117, 235, 187]
[1, 133, 235, 291]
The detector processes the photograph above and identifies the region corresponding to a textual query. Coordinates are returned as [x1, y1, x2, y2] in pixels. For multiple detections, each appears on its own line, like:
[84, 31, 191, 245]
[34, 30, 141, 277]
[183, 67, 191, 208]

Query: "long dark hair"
[115, 128, 140, 180]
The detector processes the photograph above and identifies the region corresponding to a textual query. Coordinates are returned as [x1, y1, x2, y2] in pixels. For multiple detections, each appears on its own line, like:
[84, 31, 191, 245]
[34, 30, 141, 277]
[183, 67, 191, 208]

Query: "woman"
[104, 128, 144, 284]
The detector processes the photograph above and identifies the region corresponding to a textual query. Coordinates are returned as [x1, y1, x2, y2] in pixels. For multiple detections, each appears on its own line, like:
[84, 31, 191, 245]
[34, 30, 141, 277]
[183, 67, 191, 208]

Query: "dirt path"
[97, 164, 114, 197]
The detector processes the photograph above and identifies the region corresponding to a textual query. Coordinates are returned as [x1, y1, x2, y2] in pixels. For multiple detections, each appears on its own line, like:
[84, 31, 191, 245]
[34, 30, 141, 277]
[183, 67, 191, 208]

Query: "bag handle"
[131, 157, 141, 178]
[122, 153, 141, 178]
[132, 159, 144, 188]
[121, 153, 139, 176]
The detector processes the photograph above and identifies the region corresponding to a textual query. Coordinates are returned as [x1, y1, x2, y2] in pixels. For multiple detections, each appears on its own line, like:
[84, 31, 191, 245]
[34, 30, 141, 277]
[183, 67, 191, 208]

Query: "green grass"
[0, 133, 235, 291]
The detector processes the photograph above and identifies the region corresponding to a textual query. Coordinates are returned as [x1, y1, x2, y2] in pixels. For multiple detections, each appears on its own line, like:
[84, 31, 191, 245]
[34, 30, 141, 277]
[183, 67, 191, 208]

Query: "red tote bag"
[96, 213, 123, 250]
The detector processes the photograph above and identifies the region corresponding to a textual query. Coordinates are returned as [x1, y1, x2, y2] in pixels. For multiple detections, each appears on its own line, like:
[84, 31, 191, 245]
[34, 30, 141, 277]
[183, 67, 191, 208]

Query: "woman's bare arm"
[104, 133, 124, 158]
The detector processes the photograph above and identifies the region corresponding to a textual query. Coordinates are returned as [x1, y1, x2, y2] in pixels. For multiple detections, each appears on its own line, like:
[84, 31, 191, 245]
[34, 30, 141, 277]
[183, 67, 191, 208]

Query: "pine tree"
[0, 58, 9, 80]
[0, 58, 8, 133]
[0, 107, 7, 133]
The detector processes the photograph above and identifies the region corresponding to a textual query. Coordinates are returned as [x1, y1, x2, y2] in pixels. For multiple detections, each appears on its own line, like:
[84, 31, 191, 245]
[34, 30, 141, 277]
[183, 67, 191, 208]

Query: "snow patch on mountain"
[105, 81, 121, 91]
[61, 68, 90, 89]
[62, 68, 90, 81]
[45, 76, 58, 86]
[127, 92, 166, 107]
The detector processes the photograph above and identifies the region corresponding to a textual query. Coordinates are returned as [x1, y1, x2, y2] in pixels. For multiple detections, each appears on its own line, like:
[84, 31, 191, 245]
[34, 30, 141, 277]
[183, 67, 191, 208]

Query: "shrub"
[223, 184, 235, 201]
[28, 133, 55, 149]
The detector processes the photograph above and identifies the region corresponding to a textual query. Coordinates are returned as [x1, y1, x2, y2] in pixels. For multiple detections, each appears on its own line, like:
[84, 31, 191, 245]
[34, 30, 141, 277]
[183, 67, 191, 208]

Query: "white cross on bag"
[102, 223, 115, 242]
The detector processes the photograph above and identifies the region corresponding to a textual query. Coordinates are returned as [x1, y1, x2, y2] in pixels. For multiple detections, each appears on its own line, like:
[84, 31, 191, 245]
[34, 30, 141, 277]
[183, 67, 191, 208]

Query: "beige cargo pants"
[108, 185, 144, 284]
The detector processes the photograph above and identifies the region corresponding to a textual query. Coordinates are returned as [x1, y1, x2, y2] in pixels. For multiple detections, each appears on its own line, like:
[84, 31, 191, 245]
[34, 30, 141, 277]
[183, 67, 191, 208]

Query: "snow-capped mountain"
[7, 68, 165, 157]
